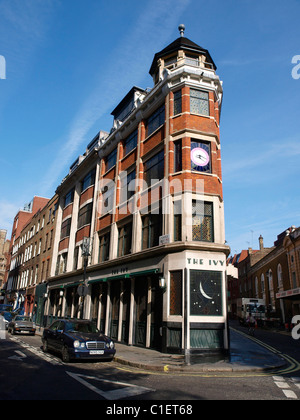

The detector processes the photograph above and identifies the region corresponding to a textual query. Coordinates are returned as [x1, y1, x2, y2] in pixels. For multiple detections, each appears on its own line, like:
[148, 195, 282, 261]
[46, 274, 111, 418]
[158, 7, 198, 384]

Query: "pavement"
[112, 329, 287, 373]
[35, 326, 288, 373]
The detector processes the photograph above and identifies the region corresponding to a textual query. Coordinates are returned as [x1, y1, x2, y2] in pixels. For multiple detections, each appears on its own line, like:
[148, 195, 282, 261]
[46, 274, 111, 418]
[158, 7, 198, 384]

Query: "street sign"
[77, 284, 89, 297]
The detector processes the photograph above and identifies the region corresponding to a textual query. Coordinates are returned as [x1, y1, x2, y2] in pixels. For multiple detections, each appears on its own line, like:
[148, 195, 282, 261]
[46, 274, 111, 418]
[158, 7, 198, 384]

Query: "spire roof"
[149, 35, 217, 76]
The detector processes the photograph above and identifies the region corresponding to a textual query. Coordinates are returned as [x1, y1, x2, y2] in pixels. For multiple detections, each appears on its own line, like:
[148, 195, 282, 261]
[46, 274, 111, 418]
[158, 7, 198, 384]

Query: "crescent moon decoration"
[199, 282, 213, 300]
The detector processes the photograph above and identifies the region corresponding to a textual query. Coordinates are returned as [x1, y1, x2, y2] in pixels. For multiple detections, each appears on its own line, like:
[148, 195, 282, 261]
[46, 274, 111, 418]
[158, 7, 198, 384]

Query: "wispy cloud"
[40, 0, 191, 194]
[0, 200, 20, 235]
[223, 137, 300, 179]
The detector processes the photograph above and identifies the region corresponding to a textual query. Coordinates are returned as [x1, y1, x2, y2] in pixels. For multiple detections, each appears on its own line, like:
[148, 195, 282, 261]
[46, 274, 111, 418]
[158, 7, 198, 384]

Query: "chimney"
[259, 235, 264, 250]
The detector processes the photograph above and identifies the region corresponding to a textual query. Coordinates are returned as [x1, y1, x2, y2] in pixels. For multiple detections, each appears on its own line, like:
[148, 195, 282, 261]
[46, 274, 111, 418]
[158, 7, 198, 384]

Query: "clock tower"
[149, 25, 230, 355]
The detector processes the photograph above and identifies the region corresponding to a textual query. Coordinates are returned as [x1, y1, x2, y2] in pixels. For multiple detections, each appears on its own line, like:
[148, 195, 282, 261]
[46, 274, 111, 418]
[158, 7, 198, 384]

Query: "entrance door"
[110, 281, 120, 341]
[150, 277, 163, 349]
[135, 279, 147, 347]
[121, 279, 130, 344]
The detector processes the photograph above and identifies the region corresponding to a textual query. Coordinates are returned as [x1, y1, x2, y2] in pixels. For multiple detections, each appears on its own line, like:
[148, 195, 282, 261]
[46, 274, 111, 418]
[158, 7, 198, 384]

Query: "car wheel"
[42, 339, 49, 353]
[62, 346, 71, 363]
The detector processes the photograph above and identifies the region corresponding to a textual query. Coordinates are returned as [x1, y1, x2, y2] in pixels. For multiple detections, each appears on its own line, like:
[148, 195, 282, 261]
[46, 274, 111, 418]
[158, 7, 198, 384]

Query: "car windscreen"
[15, 316, 32, 322]
[65, 321, 99, 333]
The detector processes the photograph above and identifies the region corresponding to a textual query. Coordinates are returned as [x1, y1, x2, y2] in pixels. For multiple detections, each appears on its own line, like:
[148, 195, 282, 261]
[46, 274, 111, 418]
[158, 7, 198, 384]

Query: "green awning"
[88, 268, 160, 285]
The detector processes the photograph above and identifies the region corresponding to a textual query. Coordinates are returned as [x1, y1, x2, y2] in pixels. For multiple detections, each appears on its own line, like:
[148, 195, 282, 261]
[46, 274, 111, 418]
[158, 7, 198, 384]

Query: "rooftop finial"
[178, 24, 185, 37]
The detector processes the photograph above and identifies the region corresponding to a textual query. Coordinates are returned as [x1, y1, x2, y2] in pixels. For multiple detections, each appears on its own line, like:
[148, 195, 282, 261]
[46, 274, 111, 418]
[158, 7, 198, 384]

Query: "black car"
[42, 319, 116, 363]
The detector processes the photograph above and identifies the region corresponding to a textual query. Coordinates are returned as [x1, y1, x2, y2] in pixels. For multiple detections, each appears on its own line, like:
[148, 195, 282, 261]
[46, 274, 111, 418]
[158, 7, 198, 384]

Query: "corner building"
[48, 28, 230, 355]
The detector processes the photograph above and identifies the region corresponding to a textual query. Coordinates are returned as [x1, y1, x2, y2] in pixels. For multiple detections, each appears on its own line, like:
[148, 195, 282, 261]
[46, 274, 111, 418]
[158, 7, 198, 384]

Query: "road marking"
[272, 375, 299, 399]
[9, 336, 62, 365]
[282, 390, 297, 399]
[66, 371, 155, 400]
[8, 350, 27, 361]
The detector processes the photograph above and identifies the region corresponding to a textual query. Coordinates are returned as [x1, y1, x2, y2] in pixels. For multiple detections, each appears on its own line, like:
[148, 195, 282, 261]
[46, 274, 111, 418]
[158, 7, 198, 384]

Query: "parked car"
[0, 304, 13, 313]
[8, 315, 36, 335]
[1, 311, 13, 330]
[42, 319, 116, 363]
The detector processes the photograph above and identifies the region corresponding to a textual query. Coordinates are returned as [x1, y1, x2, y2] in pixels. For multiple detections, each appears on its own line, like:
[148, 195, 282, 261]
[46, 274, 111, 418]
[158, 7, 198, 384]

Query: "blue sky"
[0, 0, 299, 255]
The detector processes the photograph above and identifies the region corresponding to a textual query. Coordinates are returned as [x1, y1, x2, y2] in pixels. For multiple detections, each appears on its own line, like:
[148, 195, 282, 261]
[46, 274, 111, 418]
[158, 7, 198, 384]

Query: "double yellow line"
[116, 330, 300, 378]
[231, 328, 300, 377]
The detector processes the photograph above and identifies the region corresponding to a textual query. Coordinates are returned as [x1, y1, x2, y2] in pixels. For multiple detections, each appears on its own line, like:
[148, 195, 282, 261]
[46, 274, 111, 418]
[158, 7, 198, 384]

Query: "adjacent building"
[228, 228, 300, 325]
[0, 230, 10, 298]
[4, 195, 58, 325]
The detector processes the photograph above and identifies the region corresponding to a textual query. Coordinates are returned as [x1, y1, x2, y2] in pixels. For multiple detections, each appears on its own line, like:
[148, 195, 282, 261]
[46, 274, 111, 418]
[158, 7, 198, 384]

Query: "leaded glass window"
[192, 201, 214, 242]
[190, 270, 223, 316]
[170, 271, 183, 316]
[190, 89, 209, 116]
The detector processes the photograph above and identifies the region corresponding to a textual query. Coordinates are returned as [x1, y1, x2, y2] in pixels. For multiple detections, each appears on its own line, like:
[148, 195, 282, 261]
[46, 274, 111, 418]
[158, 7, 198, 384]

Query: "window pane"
[106, 149, 117, 172]
[82, 168, 96, 191]
[190, 270, 222, 316]
[190, 89, 209, 116]
[174, 140, 182, 172]
[78, 203, 93, 229]
[173, 90, 182, 116]
[124, 129, 138, 155]
[192, 201, 214, 242]
[147, 104, 165, 136]
[170, 271, 182, 315]
[144, 150, 164, 187]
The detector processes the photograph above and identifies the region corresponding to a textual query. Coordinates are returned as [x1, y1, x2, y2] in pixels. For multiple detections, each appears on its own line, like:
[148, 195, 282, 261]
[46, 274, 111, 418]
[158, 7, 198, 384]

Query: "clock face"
[191, 147, 210, 167]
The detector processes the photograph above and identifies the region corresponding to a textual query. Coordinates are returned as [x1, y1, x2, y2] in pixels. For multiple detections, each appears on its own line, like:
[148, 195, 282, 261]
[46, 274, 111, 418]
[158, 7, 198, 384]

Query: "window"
[173, 90, 182, 116]
[191, 140, 211, 173]
[174, 140, 182, 172]
[99, 232, 110, 263]
[82, 168, 96, 192]
[144, 150, 164, 187]
[106, 148, 117, 172]
[56, 253, 67, 275]
[147, 104, 165, 137]
[118, 223, 132, 257]
[174, 201, 182, 242]
[190, 89, 209, 116]
[190, 270, 223, 316]
[64, 189, 74, 207]
[277, 264, 283, 290]
[124, 129, 138, 156]
[61, 218, 71, 240]
[142, 212, 162, 250]
[192, 201, 214, 242]
[101, 183, 115, 214]
[120, 170, 136, 203]
[73, 247, 79, 271]
[78, 203, 93, 229]
[170, 271, 182, 316]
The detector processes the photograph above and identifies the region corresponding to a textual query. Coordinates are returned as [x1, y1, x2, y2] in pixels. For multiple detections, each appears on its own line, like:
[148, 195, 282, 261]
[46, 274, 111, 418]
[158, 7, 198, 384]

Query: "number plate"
[89, 350, 104, 355]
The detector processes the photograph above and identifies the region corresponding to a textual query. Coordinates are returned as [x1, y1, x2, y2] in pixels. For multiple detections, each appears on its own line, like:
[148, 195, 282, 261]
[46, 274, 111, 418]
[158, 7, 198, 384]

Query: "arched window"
[261, 274, 265, 294]
[277, 264, 283, 290]
[255, 277, 259, 297]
